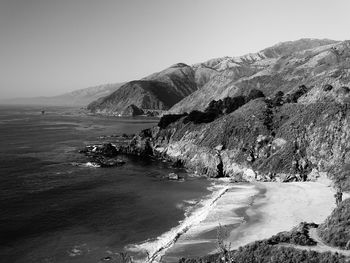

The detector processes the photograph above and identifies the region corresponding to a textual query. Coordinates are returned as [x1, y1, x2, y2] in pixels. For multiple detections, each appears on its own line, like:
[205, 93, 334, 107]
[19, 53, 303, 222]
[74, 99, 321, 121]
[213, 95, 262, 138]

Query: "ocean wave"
[71, 162, 101, 168]
[125, 182, 232, 263]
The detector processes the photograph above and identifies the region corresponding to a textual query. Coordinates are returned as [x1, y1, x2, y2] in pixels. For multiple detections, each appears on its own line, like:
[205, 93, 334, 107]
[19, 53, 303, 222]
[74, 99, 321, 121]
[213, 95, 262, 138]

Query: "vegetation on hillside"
[318, 198, 350, 249]
[158, 113, 188, 129]
[179, 241, 346, 263]
[267, 222, 317, 246]
[157, 89, 265, 128]
[159, 85, 309, 129]
[182, 89, 266, 124]
[333, 164, 350, 192]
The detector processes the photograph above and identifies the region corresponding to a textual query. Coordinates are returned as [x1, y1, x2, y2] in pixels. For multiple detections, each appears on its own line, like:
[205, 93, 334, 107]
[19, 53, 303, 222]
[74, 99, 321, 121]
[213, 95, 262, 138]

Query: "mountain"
[87, 63, 205, 115]
[83, 38, 350, 262]
[1, 83, 124, 106]
[169, 38, 340, 113]
[89, 39, 340, 116]
[115, 38, 350, 186]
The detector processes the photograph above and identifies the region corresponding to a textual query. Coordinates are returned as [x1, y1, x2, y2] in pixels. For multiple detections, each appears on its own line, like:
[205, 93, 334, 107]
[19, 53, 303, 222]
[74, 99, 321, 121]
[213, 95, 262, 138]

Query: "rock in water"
[168, 173, 179, 180]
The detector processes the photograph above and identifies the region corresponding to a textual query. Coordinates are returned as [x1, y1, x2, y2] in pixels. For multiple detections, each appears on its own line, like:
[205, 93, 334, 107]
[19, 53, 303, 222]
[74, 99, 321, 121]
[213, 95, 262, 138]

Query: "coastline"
[160, 182, 261, 262]
[226, 179, 339, 250]
[125, 181, 234, 262]
[160, 178, 343, 262]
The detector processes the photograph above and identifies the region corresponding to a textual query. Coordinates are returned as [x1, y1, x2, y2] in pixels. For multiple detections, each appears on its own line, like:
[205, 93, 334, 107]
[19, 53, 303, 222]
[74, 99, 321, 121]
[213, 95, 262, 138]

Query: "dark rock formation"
[80, 143, 118, 157]
[79, 143, 126, 168]
[121, 104, 144, 116]
[167, 173, 179, 180]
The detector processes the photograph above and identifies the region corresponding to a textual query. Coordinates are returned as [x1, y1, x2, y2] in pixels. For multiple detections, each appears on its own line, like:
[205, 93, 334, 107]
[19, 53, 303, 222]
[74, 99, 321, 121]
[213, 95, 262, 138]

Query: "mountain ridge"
[169, 38, 342, 113]
[87, 63, 201, 115]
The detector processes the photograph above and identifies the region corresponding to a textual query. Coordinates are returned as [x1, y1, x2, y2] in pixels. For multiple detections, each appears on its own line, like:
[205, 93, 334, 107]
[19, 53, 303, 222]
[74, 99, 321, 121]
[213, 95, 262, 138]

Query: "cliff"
[122, 92, 350, 183]
[89, 39, 350, 184]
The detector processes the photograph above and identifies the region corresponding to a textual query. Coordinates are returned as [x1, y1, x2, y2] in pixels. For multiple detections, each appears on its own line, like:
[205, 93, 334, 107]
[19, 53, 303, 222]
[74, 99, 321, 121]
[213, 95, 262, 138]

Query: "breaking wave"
[125, 182, 232, 262]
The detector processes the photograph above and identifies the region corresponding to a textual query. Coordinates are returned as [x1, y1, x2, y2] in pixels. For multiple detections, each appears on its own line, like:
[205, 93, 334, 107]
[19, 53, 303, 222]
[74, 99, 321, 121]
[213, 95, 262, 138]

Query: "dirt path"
[308, 227, 350, 256]
[280, 227, 350, 259]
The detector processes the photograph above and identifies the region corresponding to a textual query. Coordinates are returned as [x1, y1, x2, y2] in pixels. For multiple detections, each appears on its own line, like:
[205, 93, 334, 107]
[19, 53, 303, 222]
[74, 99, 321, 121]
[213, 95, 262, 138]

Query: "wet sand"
[161, 179, 340, 263]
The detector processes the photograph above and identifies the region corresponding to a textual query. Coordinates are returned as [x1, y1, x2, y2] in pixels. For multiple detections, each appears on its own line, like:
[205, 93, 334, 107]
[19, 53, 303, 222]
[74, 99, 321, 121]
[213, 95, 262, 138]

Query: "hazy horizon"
[1, 0, 350, 99]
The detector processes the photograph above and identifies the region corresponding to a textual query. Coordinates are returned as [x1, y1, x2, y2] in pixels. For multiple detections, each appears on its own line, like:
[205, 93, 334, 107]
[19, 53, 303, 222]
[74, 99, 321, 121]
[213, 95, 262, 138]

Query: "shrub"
[333, 164, 350, 192]
[205, 96, 246, 115]
[179, 241, 346, 263]
[223, 96, 246, 114]
[158, 113, 188, 129]
[323, 84, 333, 91]
[183, 110, 218, 124]
[285, 85, 308, 103]
[183, 95, 248, 125]
[271, 91, 284, 107]
[246, 89, 265, 102]
[267, 222, 317, 246]
[318, 198, 350, 249]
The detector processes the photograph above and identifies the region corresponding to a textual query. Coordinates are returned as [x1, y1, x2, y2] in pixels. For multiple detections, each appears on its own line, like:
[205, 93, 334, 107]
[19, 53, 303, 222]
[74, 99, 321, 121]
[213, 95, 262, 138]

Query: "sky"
[1, 0, 350, 99]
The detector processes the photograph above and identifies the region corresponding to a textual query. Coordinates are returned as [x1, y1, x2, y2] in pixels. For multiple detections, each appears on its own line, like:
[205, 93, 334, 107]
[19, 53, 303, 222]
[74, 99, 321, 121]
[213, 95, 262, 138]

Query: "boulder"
[168, 173, 179, 180]
[81, 143, 118, 157]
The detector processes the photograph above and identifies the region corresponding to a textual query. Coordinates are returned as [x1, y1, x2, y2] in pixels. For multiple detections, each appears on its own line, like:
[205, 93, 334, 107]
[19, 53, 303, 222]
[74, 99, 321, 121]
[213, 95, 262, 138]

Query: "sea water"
[0, 105, 213, 263]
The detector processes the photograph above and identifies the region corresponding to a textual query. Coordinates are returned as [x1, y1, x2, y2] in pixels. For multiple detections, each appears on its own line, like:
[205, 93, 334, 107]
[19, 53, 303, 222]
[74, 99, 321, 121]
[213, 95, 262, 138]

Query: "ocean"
[0, 105, 213, 263]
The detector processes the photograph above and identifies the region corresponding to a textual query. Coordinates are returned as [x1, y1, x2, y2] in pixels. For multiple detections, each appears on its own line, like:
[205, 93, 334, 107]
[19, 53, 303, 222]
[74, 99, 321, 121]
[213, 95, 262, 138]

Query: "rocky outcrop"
[118, 96, 350, 182]
[79, 143, 126, 167]
[121, 104, 144, 116]
[84, 39, 350, 183]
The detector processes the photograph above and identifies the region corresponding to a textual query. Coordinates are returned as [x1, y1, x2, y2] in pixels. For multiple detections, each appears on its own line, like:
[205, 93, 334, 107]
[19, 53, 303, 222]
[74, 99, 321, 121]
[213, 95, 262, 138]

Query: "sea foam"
[125, 182, 232, 262]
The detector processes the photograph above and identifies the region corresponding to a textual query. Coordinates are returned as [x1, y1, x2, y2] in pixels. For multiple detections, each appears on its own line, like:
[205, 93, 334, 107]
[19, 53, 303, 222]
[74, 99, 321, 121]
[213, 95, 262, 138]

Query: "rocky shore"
[102, 95, 350, 186]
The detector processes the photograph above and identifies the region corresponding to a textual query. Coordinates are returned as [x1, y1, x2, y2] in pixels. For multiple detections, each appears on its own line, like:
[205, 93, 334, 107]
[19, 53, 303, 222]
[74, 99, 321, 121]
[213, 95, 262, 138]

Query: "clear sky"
[1, 0, 350, 98]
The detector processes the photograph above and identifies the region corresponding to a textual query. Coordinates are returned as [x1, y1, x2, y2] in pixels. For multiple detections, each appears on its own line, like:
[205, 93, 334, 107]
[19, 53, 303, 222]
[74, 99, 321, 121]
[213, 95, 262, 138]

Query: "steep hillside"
[119, 83, 350, 182]
[2, 83, 123, 106]
[87, 63, 208, 115]
[170, 38, 340, 113]
[318, 198, 350, 249]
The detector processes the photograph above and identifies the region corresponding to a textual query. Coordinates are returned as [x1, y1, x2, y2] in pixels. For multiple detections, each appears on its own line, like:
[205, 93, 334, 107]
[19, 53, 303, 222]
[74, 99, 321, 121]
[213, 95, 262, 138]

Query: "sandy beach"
[227, 180, 341, 249]
[161, 178, 343, 262]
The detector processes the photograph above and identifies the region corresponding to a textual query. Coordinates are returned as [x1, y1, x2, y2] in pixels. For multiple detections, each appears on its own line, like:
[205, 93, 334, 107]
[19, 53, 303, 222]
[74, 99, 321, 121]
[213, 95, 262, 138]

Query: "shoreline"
[125, 181, 233, 262]
[226, 180, 338, 251]
[161, 178, 341, 262]
[161, 182, 261, 262]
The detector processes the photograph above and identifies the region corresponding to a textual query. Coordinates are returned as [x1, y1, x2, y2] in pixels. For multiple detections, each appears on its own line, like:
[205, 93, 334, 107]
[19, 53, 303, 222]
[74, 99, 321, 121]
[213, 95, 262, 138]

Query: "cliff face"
[125, 95, 350, 182]
[100, 39, 350, 183]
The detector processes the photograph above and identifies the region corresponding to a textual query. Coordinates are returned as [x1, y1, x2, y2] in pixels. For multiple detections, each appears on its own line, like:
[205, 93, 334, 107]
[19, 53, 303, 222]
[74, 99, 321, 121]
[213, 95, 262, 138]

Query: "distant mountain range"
[87, 63, 207, 115]
[88, 38, 350, 116]
[4, 38, 350, 117]
[169, 38, 343, 113]
[1, 83, 124, 106]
